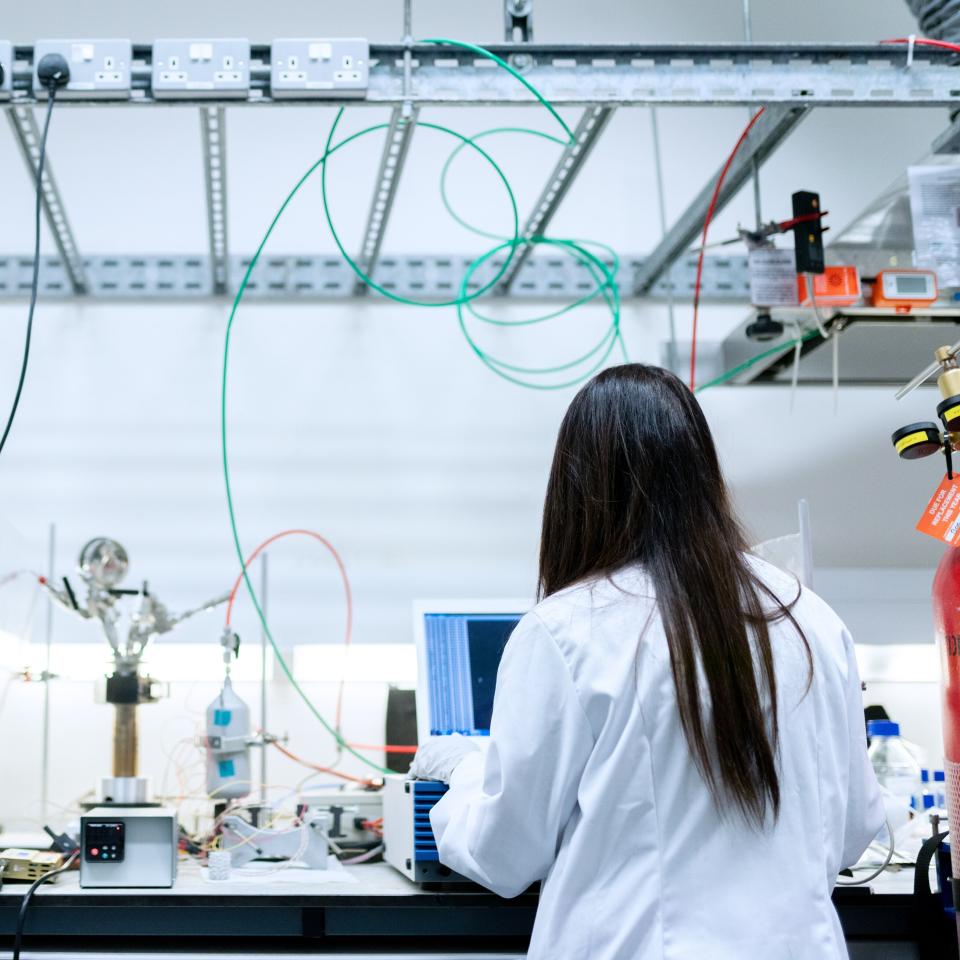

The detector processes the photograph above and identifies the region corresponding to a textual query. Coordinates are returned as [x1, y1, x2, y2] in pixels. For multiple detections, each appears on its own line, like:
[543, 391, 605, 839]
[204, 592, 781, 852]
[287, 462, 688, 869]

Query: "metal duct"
[906, 0, 960, 40]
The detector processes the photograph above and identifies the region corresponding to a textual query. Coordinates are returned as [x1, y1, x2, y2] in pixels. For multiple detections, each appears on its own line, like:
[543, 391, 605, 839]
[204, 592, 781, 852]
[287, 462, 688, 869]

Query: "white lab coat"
[431, 558, 884, 960]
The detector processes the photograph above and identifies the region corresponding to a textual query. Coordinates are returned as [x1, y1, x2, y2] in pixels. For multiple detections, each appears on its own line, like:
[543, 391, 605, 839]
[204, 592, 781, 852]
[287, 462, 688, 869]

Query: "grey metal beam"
[6, 43, 960, 106]
[633, 105, 809, 295]
[354, 105, 419, 294]
[932, 113, 960, 154]
[496, 105, 615, 293]
[0, 252, 751, 302]
[199, 107, 229, 295]
[6, 104, 87, 294]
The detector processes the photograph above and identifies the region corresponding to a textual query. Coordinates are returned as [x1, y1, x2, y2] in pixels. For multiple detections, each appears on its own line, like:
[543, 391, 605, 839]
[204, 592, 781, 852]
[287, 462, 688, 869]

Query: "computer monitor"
[413, 599, 531, 743]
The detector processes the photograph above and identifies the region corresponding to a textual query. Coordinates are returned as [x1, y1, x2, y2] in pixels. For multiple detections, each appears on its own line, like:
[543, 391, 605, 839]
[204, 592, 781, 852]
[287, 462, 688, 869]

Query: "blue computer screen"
[423, 613, 521, 736]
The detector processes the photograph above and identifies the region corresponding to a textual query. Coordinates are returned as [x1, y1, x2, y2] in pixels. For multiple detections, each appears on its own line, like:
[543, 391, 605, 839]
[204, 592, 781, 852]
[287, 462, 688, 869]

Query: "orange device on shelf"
[870, 269, 938, 311]
[797, 266, 861, 307]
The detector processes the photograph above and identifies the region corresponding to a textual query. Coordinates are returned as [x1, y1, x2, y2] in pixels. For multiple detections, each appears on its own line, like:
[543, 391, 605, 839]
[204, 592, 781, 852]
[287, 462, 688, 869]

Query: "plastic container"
[204, 677, 252, 800]
[934, 770, 947, 810]
[915, 769, 935, 811]
[867, 720, 923, 826]
[207, 849, 232, 881]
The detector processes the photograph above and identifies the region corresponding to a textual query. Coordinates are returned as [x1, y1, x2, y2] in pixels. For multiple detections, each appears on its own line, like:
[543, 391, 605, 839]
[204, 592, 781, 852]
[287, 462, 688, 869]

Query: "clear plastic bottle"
[914, 769, 934, 812]
[867, 720, 923, 824]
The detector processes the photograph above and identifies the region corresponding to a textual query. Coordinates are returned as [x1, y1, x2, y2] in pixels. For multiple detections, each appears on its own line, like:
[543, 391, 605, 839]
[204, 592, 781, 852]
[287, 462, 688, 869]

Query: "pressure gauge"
[891, 422, 942, 460]
[870, 270, 938, 310]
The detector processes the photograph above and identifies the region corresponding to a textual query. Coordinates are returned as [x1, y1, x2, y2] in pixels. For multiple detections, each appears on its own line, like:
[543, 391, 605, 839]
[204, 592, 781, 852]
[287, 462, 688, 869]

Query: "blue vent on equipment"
[413, 781, 448, 862]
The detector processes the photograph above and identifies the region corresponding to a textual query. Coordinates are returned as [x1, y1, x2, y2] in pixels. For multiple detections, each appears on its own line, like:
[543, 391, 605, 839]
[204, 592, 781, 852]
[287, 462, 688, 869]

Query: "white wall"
[0, 0, 954, 826]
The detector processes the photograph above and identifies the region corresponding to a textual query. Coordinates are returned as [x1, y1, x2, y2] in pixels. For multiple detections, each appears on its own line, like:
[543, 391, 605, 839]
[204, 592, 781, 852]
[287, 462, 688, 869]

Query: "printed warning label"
[917, 473, 960, 545]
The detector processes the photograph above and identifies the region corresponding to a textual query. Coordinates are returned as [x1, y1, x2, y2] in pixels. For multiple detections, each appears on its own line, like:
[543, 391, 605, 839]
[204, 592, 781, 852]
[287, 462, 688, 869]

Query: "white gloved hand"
[408, 733, 486, 781]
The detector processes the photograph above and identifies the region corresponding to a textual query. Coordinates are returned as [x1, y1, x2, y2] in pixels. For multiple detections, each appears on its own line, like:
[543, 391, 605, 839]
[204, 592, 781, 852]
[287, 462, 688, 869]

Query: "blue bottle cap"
[866, 719, 900, 737]
[921, 769, 930, 783]
[935, 771, 946, 783]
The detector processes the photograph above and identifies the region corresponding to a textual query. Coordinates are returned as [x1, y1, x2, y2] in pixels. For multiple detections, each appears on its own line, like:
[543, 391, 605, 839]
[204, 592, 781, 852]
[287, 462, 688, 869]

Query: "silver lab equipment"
[80, 806, 178, 888]
[219, 811, 331, 869]
[42, 538, 228, 802]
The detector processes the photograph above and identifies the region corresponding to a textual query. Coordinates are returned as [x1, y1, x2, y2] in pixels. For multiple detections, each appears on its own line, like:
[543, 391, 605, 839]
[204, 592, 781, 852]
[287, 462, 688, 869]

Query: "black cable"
[0, 88, 58, 459]
[11, 850, 78, 960]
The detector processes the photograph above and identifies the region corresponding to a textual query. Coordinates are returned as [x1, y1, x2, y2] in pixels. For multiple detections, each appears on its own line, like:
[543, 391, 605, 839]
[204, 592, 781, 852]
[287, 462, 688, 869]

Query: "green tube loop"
[222, 39, 630, 771]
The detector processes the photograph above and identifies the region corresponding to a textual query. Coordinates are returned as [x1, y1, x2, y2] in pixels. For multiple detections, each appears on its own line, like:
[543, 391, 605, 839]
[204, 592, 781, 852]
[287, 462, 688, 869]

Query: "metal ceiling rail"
[354, 105, 420, 294]
[199, 107, 229, 296]
[5, 105, 87, 294]
[0, 253, 750, 302]
[2, 43, 960, 106]
[634, 104, 810, 295]
[496, 105, 615, 294]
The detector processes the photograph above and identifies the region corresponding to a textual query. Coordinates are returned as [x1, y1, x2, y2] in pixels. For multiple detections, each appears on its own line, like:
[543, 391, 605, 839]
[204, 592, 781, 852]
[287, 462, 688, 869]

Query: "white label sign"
[748, 247, 797, 307]
[908, 165, 960, 288]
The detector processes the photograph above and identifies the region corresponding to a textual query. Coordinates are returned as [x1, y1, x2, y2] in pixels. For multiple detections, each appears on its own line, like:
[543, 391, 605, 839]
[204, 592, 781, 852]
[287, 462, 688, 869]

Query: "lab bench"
[0, 861, 954, 958]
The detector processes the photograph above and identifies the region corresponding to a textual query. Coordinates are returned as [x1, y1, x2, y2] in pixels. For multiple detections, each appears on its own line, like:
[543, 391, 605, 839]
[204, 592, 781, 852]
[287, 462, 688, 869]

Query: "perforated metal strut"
[6, 104, 87, 294]
[496, 105, 615, 294]
[354, 105, 420, 294]
[200, 107, 229, 296]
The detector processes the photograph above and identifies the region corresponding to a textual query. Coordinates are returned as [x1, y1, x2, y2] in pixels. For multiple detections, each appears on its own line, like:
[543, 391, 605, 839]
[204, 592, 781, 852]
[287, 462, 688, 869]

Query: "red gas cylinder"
[932, 546, 960, 893]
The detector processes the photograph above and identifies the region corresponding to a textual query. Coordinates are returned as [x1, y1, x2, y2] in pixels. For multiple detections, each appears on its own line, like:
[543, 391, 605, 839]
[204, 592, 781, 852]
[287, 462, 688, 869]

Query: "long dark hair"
[538, 364, 808, 826]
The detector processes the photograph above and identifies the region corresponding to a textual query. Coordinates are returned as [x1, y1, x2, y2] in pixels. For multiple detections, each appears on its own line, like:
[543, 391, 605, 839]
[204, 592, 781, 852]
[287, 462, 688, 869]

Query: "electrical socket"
[0, 41, 11, 100]
[271, 39, 369, 99]
[33, 39, 132, 99]
[152, 39, 251, 99]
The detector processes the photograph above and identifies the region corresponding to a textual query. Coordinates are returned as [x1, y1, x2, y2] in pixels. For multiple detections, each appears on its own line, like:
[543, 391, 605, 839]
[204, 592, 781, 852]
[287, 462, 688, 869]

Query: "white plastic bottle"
[205, 676, 252, 800]
[867, 720, 923, 828]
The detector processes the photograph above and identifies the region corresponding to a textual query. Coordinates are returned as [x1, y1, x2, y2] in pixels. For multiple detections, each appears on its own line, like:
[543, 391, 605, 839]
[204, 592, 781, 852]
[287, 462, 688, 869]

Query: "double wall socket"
[33, 39, 133, 99]
[153, 39, 251, 98]
[271, 39, 369, 98]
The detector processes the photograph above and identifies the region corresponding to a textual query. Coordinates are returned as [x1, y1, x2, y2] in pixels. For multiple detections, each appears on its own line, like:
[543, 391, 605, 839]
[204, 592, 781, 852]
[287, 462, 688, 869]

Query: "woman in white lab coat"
[410, 363, 884, 960]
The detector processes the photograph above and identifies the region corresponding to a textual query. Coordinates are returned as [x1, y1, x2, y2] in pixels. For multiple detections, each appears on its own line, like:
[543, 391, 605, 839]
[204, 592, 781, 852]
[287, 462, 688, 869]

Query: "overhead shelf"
[719, 307, 960, 386]
[3, 40, 960, 301]
[5, 42, 960, 107]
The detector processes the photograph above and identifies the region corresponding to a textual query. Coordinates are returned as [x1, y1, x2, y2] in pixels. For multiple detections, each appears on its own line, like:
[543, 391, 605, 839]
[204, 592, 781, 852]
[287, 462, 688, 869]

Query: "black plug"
[745, 311, 785, 343]
[37, 52, 70, 90]
[43, 825, 79, 855]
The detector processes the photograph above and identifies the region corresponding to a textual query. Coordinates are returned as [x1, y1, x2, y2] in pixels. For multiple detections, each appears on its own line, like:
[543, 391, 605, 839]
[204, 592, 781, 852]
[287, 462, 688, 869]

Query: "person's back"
[502, 558, 881, 959]
[413, 364, 884, 960]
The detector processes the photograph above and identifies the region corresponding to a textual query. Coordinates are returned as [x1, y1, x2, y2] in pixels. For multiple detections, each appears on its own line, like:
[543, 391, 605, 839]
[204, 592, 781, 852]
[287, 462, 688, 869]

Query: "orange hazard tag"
[917, 473, 960, 545]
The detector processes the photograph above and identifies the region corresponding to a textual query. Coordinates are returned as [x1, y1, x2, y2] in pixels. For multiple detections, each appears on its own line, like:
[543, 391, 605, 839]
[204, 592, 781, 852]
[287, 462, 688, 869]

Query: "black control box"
[84, 821, 125, 863]
[791, 190, 824, 275]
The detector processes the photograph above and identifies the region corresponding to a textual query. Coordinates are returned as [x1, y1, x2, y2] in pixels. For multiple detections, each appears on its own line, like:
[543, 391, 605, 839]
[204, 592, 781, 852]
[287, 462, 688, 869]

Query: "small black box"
[791, 191, 824, 275]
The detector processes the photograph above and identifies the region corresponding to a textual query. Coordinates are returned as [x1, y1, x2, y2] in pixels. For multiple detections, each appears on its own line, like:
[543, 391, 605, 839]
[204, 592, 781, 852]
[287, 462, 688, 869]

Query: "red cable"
[225, 528, 351, 631]
[689, 107, 766, 391]
[224, 527, 353, 733]
[348, 742, 418, 754]
[776, 211, 827, 232]
[881, 37, 960, 54]
[270, 739, 377, 787]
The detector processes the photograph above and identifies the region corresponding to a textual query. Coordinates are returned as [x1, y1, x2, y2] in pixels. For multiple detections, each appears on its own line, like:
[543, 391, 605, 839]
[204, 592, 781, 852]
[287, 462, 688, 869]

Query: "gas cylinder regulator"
[892, 345, 960, 479]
